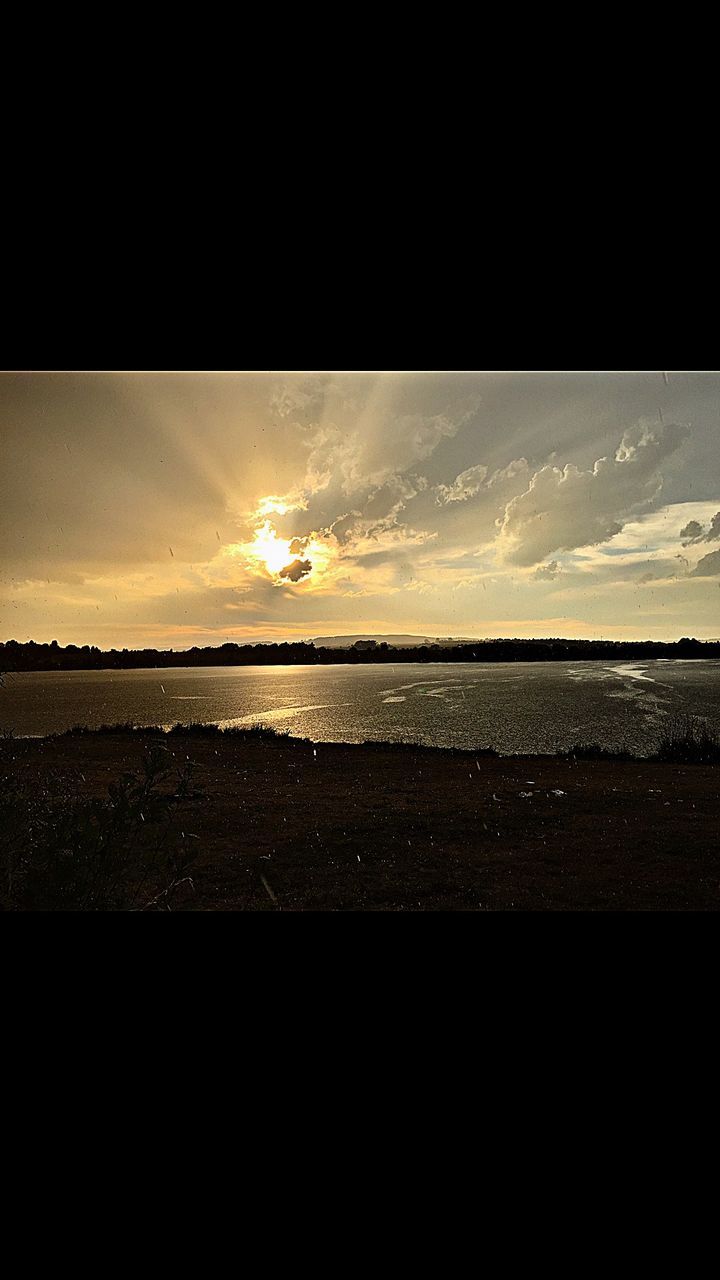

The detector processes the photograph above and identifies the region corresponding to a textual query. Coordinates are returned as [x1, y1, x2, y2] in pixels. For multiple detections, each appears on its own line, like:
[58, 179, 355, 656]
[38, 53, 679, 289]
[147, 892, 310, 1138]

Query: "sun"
[246, 521, 296, 576]
[240, 507, 336, 587]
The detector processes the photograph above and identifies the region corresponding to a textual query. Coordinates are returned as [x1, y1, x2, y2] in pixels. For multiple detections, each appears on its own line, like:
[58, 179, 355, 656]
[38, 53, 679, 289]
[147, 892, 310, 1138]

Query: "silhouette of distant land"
[2, 636, 719, 673]
[313, 634, 477, 649]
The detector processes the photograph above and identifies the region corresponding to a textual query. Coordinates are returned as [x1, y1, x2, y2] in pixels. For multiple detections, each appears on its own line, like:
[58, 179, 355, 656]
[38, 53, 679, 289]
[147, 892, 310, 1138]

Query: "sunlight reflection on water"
[3, 661, 720, 756]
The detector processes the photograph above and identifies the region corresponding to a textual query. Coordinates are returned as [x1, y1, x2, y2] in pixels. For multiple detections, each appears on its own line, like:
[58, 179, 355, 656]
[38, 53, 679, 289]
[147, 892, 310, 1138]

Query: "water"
[3, 661, 720, 755]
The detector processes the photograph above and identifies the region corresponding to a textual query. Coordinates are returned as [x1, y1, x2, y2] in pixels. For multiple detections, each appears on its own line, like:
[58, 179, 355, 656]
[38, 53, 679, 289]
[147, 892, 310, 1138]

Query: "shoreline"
[3, 655, 720, 677]
[4, 722, 714, 763]
[2, 729, 718, 911]
[7, 716, 720, 764]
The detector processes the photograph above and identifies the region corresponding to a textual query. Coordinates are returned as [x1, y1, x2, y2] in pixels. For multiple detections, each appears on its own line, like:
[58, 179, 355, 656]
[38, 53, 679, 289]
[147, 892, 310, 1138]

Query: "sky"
[1, 369, 719, 647]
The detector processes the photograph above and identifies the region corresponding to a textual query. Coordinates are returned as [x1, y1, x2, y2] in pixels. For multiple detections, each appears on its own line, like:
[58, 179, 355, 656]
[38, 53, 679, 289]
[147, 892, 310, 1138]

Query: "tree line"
[1, 636, 718, 672]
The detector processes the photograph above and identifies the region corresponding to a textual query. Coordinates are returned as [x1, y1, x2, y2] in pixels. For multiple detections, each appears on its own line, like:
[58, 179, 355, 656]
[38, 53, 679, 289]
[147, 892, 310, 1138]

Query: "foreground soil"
[2, 732, 719, 911]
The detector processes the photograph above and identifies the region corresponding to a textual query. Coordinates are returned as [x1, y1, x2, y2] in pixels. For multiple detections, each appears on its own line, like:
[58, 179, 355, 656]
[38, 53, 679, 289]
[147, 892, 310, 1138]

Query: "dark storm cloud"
[681, 512, 720, 546]
[279, 559, 313, 583]
[681, 520, 706, 544]
[707, 512, 720, 541]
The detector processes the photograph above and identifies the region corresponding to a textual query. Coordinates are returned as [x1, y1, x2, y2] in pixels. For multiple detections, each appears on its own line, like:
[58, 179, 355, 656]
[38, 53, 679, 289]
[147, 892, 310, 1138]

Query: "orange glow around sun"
[247, 521, 297, 576]
[241, 512, 334, 586]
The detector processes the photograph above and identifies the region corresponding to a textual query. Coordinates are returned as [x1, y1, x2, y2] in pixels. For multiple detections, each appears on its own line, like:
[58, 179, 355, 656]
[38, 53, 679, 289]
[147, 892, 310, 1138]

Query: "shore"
[2, 729, 718, 911]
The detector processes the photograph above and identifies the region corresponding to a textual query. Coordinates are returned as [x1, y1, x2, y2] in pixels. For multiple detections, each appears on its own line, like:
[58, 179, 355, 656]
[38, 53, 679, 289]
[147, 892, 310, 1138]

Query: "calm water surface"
[3, 662, 720, 755]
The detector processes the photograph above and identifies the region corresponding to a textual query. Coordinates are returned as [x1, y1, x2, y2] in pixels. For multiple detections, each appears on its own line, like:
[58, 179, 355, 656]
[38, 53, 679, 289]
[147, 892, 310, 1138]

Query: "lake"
[2, 661, 720, 755]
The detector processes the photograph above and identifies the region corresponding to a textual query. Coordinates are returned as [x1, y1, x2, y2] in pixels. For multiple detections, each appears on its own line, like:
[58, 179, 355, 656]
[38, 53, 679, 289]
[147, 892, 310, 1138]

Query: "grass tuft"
[652, 714, 720, 764]
[0, 745, 201, 911]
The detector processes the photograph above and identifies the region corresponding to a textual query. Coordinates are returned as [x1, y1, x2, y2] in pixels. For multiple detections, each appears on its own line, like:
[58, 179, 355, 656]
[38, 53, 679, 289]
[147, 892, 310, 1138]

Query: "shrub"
[0, 746, 201, 912]
[563, 744, 634, 761]
[653, 715, 720, 764]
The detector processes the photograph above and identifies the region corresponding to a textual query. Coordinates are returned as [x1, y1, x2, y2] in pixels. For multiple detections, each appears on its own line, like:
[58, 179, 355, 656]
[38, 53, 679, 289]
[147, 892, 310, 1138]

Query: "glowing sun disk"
[242, 515, 335, 585]
[249, 521, 296, 575]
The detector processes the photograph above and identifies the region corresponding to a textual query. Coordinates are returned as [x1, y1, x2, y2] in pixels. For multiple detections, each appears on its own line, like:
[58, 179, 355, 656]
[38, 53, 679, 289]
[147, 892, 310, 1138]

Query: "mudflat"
[2, 730, 718, 911]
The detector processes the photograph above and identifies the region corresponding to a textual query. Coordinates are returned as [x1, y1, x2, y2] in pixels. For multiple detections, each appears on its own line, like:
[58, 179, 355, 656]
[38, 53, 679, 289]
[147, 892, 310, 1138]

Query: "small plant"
[564, 743, 634, 761]
[0, 671, 14, 740]
[174, 757, 204, 800]
[168, 723, 221, 738]
[0, 747, 202, 912]
[653, 714, 720, 764]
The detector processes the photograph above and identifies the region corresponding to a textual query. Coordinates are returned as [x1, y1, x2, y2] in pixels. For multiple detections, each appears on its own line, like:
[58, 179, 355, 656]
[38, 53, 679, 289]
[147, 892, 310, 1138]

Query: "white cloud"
[499, 422, 691, 566]
[435, 465, 489, 505]
[272, 397, 478, 512]
[326, 411, 469, 497]
[487, 459, 530, 488]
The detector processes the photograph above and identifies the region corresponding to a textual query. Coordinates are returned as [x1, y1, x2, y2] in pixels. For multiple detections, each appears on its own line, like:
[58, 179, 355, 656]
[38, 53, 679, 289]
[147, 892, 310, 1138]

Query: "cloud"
[257, 495, 308, 519]
[679, 511, 719, 546]
[499, 422, 691, 566]
[680, 520, 706, 545]
[262, 388, 480, 547]
[350, 550, 414, 570]
[707, 512, 720, 542]
[533, 561, 562, 581]
[326, 474, 430, 557]
[270, 377, 331, 422]
[435, 465, 489, 505]
[691, 548, 720, 577]
[487, 459, 530, 488]
[6, 373, 720, 649]
[279, 559, 313, 583]
[306, 412, 469, 499]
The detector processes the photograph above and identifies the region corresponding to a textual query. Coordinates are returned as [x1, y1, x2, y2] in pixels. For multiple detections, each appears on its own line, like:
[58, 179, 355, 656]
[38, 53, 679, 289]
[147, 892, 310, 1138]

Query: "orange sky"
[2, 371, 719, 646]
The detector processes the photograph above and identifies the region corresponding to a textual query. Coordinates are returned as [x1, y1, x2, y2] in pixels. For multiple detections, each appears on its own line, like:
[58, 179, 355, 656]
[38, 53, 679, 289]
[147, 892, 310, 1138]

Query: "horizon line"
[3, 636, 719, 651]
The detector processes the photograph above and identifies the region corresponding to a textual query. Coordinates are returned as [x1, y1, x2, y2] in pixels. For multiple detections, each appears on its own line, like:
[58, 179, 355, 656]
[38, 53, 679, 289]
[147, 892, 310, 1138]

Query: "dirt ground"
[2, 732, 719, 911]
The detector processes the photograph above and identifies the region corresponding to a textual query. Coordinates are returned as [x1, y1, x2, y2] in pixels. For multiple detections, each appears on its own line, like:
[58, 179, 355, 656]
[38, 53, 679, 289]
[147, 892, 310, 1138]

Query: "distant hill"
[312, 635, 476, 649]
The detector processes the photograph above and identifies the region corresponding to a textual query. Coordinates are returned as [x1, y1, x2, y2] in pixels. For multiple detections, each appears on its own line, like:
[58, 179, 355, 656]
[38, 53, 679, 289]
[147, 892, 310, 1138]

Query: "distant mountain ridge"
[312, 635, 476, 649]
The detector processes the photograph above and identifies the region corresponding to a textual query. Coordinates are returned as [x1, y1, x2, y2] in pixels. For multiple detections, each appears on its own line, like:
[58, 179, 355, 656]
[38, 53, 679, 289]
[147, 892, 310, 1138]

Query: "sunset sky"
[1, 370, 719, 647]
